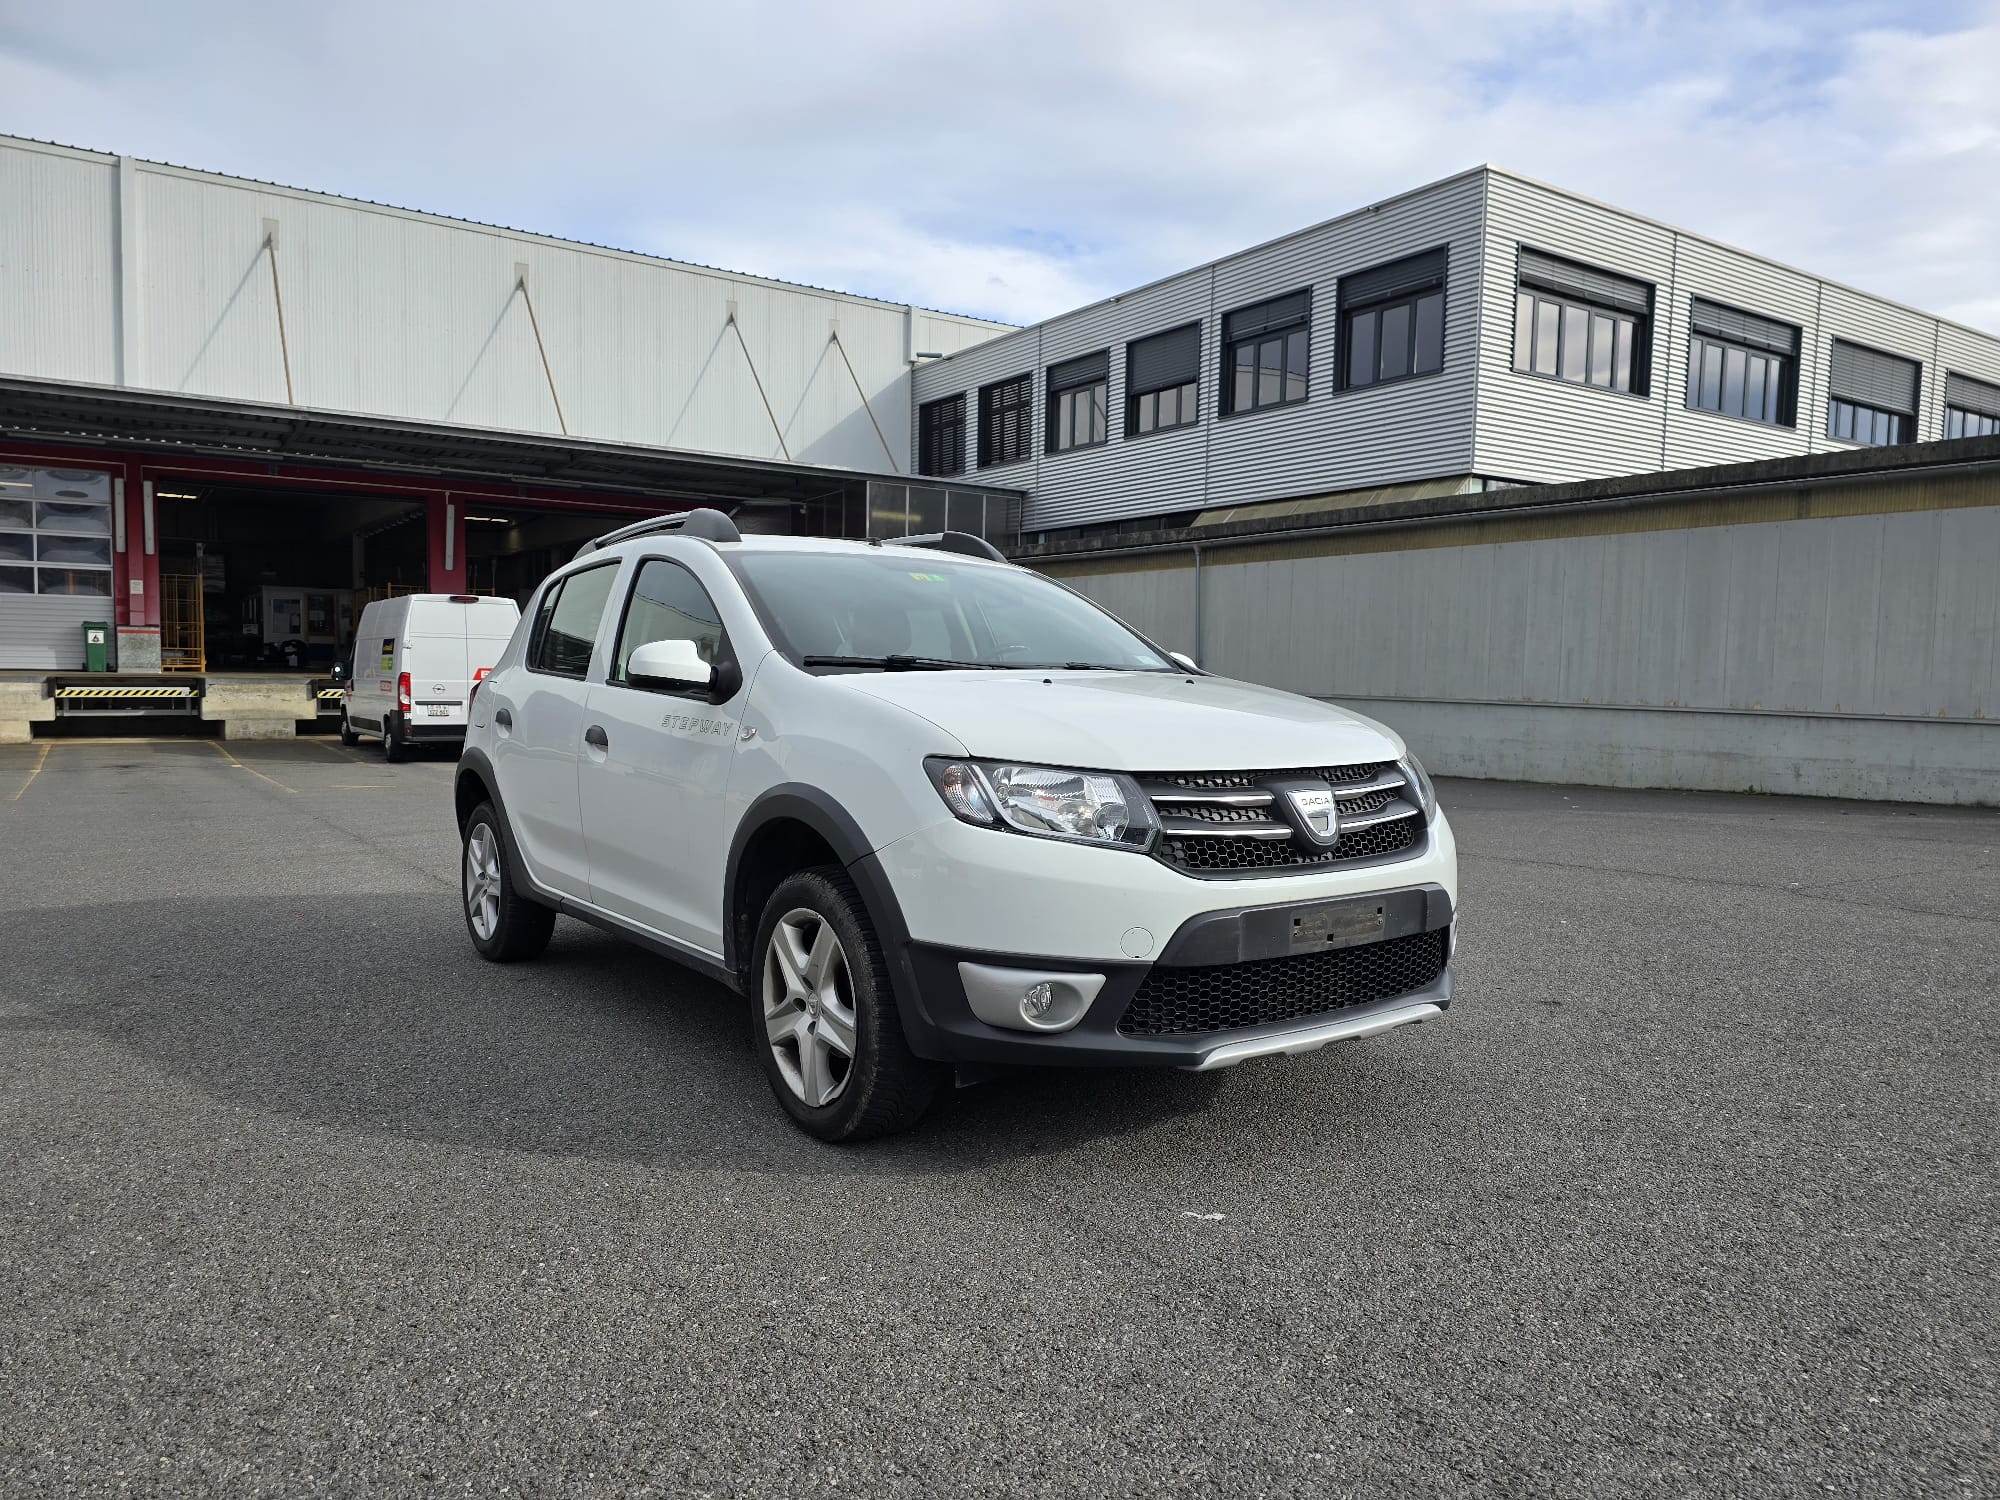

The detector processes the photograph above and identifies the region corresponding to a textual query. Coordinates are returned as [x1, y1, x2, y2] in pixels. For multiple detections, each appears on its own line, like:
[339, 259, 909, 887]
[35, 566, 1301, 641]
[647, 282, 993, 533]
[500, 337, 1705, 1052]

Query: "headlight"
[924, 758, 1157, 850]
[1400, 752, 1437, 820]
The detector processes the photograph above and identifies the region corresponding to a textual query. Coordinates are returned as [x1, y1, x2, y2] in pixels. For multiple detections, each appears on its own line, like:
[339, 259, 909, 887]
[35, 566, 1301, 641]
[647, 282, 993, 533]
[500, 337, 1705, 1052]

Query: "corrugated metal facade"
[0, 136, 1008, 472]
[915, 168, 2000, 529]
[912, 172, 1487, 530]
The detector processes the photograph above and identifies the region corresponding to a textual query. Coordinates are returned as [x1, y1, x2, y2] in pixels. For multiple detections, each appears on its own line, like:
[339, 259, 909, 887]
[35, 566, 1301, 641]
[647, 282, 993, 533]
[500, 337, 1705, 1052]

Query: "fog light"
[957, 963, 1106, 1033]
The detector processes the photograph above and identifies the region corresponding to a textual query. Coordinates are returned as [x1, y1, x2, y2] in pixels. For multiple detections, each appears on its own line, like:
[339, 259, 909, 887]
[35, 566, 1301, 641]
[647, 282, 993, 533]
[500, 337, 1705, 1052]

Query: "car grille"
[1138, 760, 1425, 878]
[1117, 928, 1449, 1038]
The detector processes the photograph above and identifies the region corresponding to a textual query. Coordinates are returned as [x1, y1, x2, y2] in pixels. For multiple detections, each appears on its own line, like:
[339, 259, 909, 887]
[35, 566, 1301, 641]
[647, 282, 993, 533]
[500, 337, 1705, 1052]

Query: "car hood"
[837, 669, 1404, 771]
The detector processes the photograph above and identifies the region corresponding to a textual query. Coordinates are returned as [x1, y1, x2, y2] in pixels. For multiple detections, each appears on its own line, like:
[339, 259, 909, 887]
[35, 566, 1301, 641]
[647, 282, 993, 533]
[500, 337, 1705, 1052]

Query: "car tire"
[752, 868, 942, 1142]
[382, 715, 408, 763]
[462, 802, 555, 962]
[338, 712, 359, 747]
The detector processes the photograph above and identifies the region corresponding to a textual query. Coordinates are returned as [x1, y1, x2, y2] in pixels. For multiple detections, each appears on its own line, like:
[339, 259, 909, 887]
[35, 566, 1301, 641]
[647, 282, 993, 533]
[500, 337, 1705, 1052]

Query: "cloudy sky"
[2, 1, 1995, 331]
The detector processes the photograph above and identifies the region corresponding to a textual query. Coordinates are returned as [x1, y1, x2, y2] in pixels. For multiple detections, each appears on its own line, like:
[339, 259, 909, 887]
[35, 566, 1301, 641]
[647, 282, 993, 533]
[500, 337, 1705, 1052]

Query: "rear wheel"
[753, 869, 941, 1142]
[382, 715, 408, 763]
[462, 803, 555, 961]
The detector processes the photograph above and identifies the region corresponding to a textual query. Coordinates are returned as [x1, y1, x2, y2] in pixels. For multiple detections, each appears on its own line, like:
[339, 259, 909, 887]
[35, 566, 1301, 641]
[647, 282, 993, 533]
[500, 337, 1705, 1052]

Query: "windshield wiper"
[801, 654, 997, 671]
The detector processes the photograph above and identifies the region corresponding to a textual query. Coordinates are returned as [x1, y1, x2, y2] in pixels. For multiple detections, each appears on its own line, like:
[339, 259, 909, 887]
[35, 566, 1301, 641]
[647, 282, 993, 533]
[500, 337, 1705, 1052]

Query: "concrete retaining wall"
[1034, 460, 2000, 807]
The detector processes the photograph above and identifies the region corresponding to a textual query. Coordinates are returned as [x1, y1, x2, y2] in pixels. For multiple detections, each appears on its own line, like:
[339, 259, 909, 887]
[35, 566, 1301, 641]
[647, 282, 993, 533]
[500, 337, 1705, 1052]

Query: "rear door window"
[528, 564, 620, 679]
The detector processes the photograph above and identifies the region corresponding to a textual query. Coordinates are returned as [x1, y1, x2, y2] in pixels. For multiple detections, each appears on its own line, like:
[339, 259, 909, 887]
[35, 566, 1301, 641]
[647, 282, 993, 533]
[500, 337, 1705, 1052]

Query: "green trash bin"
[82, 621, 110, 673]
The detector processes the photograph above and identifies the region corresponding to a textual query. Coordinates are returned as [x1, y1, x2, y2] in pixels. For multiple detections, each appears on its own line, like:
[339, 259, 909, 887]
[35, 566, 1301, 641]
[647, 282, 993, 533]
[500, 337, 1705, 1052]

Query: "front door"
[580, 557, 740, 953]
[493, 561, 622, 899]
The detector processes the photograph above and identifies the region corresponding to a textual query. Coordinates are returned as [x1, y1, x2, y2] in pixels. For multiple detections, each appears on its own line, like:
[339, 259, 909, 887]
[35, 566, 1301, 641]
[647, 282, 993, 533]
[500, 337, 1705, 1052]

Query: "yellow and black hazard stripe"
[54, 685, 198, 699]
[315, 687, 345, 700]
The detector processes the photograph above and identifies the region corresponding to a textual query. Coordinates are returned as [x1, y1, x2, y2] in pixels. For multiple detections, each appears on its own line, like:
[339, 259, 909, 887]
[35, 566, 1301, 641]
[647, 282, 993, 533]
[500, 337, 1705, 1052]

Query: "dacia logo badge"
[1277, 782, 1341, 848]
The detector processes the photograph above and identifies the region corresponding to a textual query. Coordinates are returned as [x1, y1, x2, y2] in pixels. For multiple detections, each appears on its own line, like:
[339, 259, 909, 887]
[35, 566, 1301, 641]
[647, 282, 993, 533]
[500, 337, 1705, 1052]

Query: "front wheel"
[338, 712, 359, 747]
[753, 869, 941, 1142]
[462, 803, 555, 961]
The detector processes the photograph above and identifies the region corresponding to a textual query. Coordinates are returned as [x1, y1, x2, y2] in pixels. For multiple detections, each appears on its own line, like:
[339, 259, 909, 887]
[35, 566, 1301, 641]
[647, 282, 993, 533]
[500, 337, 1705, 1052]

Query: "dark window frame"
[1510, 249, 1652, 399]
[1045, 351, 1111, 455]
[917, 393, 967, 477]
[1337, 251, 1447, 393]
[978, 373, 1034, 469]
[1943, 371, 2000, 440]
[1125, 322, 1203, 439]
[525, 560, 622, 681]
[1683, 299, 1799, 429]
[1825, 398, 1910, 448]
[1220, 290, 1312, 419]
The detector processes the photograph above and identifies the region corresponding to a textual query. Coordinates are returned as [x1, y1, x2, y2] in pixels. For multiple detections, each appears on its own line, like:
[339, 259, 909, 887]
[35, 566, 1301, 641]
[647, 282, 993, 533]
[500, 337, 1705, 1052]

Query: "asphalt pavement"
[1, 734, 1994, 1498]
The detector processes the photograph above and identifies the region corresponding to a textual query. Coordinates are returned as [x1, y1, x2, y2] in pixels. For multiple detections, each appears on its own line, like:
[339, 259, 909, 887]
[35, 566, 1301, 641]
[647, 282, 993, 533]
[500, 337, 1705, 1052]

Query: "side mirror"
[627, 638, 713, 691]
[1167, 651, 1199, 673]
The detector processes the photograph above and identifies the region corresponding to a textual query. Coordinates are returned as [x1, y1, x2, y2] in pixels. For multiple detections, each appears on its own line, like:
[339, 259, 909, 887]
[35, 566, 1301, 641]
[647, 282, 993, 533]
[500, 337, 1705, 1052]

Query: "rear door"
[492, 562, 623, 898]
[405, 600, 474, 730]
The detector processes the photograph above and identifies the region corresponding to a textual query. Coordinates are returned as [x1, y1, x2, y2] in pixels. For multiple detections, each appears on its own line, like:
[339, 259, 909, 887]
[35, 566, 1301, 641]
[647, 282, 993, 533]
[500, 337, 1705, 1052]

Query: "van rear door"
[405, 599, 475, 729]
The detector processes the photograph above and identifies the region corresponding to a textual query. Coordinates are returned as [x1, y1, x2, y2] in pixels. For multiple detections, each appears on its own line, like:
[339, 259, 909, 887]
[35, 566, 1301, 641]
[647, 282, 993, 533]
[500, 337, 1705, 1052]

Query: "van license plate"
[424, 704, 453, 718]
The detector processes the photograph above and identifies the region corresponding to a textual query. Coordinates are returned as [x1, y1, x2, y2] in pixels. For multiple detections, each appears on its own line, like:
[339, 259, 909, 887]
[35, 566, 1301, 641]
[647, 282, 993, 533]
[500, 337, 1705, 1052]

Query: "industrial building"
[911, 166, 2000, 539]
[0, 135, 1994, 802]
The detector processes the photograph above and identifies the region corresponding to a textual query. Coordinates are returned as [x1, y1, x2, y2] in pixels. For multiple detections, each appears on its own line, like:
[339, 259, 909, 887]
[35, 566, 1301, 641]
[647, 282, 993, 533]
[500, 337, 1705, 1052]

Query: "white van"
[342, 593, 521, 761]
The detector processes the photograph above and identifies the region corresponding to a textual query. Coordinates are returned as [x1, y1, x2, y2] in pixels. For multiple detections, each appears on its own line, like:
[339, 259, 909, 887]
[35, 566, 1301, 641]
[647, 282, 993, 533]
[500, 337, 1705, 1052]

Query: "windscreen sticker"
[906, 572, 947, 582]
[379, 637, 394, 670]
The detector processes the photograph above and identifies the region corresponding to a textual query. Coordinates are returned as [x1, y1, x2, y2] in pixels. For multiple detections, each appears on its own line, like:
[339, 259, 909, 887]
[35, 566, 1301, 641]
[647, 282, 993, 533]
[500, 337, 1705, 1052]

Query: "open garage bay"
[1, 741, 1994, 1496]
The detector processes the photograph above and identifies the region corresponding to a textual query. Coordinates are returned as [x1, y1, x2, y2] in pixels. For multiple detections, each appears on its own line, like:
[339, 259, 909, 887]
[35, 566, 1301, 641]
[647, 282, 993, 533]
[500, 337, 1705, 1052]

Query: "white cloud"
[0, 0, 1994, 329]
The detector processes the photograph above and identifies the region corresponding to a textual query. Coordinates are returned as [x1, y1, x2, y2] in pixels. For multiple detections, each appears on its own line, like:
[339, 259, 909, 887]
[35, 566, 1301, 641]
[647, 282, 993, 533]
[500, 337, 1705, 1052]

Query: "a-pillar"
[425, 492, 467, 593]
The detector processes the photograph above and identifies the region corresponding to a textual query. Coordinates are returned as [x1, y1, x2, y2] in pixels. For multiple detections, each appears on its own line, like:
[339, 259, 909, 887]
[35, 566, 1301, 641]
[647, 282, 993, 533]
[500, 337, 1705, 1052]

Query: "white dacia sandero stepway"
[455, 509, 1457, 1141]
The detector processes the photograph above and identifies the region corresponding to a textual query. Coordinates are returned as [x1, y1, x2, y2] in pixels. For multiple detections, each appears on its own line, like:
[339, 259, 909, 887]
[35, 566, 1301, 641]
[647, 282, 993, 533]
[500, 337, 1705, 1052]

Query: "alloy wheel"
[464, 824, 502, 941]
[762, 908, 858, 1108]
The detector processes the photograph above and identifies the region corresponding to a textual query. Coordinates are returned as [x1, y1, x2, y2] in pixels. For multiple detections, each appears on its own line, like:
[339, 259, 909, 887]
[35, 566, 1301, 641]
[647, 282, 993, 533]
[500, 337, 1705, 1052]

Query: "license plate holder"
[1289, 901, 1387, 952]
[423, 703, 455, 718]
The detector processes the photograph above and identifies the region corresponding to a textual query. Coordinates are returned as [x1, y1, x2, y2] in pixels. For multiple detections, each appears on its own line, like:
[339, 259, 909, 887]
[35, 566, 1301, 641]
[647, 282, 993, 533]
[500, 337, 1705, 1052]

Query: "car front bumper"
[858, 813, 1458, 1069]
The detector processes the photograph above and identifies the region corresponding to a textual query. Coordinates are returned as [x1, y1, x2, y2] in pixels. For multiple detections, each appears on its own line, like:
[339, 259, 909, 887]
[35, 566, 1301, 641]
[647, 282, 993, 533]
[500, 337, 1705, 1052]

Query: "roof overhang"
[0, 376, 1023, 509]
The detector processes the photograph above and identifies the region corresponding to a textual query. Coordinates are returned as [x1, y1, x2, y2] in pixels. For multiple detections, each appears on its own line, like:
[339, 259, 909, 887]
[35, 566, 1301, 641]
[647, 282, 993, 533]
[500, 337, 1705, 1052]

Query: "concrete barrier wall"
[1039, 479, 2000, 806]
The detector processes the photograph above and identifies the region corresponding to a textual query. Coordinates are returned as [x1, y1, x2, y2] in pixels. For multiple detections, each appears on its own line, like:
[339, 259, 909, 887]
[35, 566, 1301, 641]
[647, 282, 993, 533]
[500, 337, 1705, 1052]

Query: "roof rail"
[574, 507, 741, 559]
[889, 531, 1006, 563]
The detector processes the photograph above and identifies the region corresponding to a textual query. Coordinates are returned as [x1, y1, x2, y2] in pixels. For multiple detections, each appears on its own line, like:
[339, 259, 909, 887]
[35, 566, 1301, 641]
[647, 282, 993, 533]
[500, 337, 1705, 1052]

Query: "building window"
[1685, 300, 1799, 427]
[1944, 372, 2000, 438]
[1221, 290, 1310, 415]
[1339, 248, 1446, 390]
[1045, 351, 1110, 453]
[917, 394, 966, 476]
[1510, 248, 1651, 395]
[0, 465, 114, 598]
[979, 374, 1033, 468]
[1126, 323, 1201, 436]
[1826, 339, 1919, 447]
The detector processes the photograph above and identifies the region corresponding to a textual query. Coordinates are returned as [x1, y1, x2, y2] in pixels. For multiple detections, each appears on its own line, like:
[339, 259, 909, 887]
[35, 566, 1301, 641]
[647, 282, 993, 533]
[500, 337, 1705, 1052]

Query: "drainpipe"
[1192, 541, 1205, 662]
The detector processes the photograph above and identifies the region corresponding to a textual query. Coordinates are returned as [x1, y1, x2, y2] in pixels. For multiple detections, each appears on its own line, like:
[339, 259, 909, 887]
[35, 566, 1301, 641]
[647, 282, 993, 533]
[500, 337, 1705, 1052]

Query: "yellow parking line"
[204, 738, 297, 794]
[9, 742, 51, 801]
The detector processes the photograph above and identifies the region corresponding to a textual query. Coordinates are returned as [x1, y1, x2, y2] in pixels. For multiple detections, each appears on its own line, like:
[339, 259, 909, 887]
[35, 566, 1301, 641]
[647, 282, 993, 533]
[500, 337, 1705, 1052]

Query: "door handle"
[494, 708, 512, 730]
[584, 724, 609, 750]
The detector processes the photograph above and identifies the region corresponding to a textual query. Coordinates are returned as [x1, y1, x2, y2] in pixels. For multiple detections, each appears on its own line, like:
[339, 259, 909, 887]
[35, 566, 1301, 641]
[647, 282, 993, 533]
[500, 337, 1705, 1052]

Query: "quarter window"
[1338, 248, 1446, 390]
[611, 559, 726, 689]
[917, 394, 966, 476]
[1046, 351, 1110, 454]
[1221, 291, 1310, 416]
[979, 374, 1033, 467]
[1511, 248, 1651, 396]
[528, 563, 619, 679]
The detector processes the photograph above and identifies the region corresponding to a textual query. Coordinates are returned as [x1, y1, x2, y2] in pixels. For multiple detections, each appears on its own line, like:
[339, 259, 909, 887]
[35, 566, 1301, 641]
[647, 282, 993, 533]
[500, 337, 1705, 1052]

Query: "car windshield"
[731, 549, 1173, 672]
